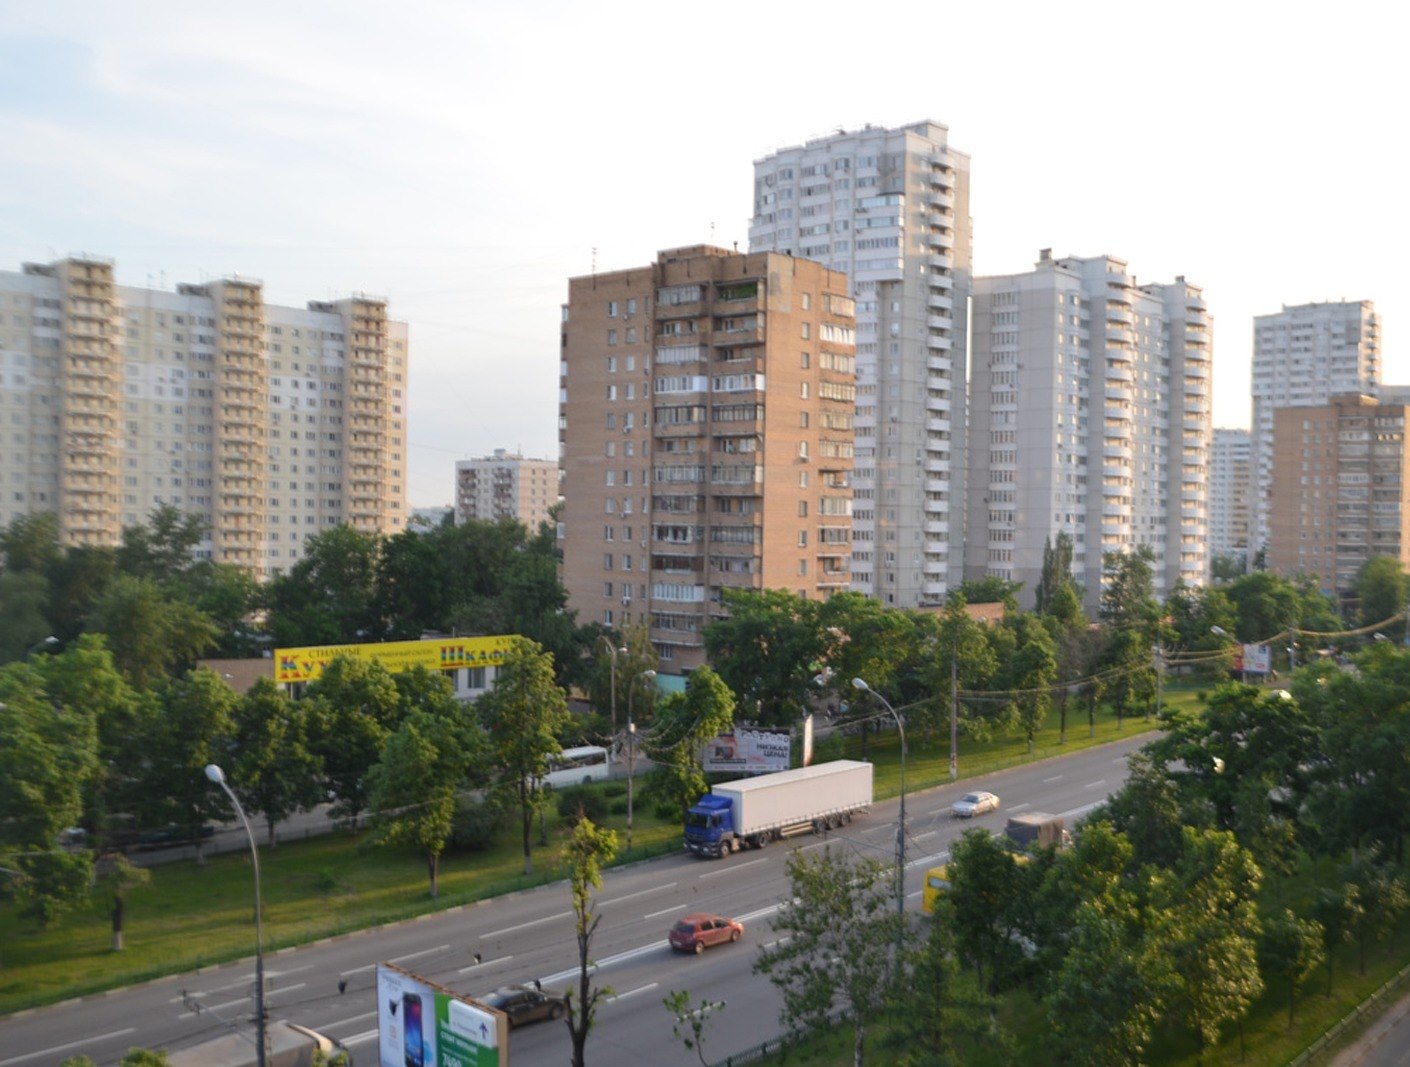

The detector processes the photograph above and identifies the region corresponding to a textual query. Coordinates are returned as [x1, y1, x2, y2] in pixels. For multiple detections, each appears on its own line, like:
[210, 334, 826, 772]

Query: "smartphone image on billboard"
[403, 993, 425, 1067]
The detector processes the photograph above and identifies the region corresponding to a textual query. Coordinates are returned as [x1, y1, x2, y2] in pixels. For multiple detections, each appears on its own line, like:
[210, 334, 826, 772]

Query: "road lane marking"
[459, 954, 512, 975]
[1043, 775, 1064, 783]
[342, 943, 449, 977]
[699, 858, 766, 880]
[604, 883, 676, 906]
[1084, 780, 1106, 789]
[482, 913, 572, 938]
[169, 973, 257, 999]
[343, 1029, 378, 1047]
[645, 905, 681, 920]
[608, 982, 659, 1003]
[323, 1010, 377, 1029]
[1006, 802, 1030, 813]
[0, 1028, 136, 1065]
[540, 939, 670, 984]
[179, 995, 249, 1019]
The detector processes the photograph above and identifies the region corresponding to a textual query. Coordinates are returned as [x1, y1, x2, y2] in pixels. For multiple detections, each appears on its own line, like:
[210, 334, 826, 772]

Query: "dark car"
[669, 912, 745, 954]
[478, 983, 568, 1028]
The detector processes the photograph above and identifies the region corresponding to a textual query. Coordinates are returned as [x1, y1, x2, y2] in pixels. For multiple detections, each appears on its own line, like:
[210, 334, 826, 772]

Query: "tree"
[662, 989, 726, 1067]
[367, 706, 483, 898]
[1344, 854, 1409, 975]
[1098, 546, 1160, 633]
[1097, 751, 1186, 871]
[755, 845, 904, 1067]
[993, 613, 1057, 753]
[1, 510, 61, 572]
[881, 899, 1002, 1066]
[1046, 903, 1162, 1066]
[1355, 556, 1408, 628]
[563, 816, 618, 1067]
[94, 852, 151, 951]
[0, 663, 99, 928]
[1146, 827, 1264, 1053]
[704, 588, 824, 727]
[228, 680, 324, 846]
[478, 639, 571, 874]
[1259, 909, 1324, 1028]
[644, 666, 735, 819]
[1034, 532, 1078, 617]
[0, 569, 52, 665]
[1312, 882, 1360, 996]
[262, 524, 382, 647]
[116, 504, 206, 583]
[86, 574, 219, 687]
[304, 655, 403, 827]
[946, 828, 1032, 991]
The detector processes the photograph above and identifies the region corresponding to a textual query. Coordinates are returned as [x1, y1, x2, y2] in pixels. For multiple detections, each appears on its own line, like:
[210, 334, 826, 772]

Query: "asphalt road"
[0, 734, 1154, 1067]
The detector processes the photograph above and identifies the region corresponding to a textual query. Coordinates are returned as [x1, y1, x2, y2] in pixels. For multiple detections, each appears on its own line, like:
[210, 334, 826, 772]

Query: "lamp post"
[1211, 626, 1244, 684]
[600, 638, 627, 740]
[205, 764, 266, 1067]
[626, 669, 655, 853]
[949, 647, 959, 781]
[851, 678, 907, 929]
[25, 635, 58, 662]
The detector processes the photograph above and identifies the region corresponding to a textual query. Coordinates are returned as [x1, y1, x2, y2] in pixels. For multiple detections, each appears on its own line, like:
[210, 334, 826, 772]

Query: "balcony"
[928, 254, 953, 271]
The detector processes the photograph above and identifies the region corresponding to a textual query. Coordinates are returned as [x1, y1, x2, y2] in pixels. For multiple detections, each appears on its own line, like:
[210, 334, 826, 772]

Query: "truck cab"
[684, 794, 735, 857]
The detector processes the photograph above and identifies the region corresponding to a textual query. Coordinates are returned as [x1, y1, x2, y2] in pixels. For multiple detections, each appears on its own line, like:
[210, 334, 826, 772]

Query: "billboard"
[275, 635, 518, 685]
[1234, 643, 1272, 676]
[702, 728, 792, 773]
[376, 962, 507, 1067]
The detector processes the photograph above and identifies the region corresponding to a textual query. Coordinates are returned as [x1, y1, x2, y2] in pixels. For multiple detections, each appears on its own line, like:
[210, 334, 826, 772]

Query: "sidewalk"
[1330, 989, 1410, 1066]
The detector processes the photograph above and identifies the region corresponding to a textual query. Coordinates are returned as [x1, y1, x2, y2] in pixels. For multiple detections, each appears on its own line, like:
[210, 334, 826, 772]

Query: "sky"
[1, 1, 1402, 507]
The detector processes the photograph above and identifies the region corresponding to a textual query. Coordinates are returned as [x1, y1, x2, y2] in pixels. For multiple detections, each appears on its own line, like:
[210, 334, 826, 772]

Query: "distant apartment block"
[749, 121, 972, 607]
[454, 449, 558, 530]
[558, 246, 856, 673]
[965, 251, 1212, 613]
[1251, 301, 1379, 554]
[1270, 393, 1410, 595]
[1210, 428, 1252, 564]
[0, 256, 408, 576]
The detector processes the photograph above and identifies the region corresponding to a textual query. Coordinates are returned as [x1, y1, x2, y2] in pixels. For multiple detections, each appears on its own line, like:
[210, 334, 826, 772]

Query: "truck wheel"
[721, 838, 734, 856]
[811, 820, 823, 835]
[754, 834, 768, 849]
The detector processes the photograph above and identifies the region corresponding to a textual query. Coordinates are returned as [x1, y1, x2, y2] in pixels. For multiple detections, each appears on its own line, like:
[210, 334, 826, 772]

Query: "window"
[607, 301, 619, 316]
[608, 328, 618, 345]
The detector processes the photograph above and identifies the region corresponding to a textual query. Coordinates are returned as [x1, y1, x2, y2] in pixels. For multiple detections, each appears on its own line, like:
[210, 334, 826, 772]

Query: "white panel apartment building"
[454, 449, 558, 529]
[749, 121, 972, 607]
[1250, 301, 1379, 556]
[1209, 427, 1252, 565]
[965, 251, 1212, 613]
[0, 257, 408, 576]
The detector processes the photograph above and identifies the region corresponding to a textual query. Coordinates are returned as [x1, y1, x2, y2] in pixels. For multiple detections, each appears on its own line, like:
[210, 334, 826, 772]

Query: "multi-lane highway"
[0, 734, 1153, 1067]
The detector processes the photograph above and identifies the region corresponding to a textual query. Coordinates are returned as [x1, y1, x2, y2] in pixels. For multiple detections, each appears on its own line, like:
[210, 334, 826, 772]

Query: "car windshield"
[961, 793, 983, 803]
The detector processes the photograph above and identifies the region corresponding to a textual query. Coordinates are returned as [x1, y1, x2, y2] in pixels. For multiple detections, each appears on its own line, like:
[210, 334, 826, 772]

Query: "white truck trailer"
[683, 759, 873, 857]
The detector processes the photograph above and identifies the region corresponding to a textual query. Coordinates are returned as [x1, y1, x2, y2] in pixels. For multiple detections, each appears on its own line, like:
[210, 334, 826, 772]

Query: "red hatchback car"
[669, 912, 745, 954]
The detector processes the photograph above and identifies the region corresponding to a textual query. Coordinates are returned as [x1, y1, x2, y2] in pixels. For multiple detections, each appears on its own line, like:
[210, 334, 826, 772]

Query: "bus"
[921, 864, 951, 916]
[541, 745, 612, 788]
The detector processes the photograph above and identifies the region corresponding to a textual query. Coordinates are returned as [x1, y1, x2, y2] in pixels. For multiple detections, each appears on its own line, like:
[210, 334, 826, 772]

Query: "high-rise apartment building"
[454, 449, 558, 529]
[1269, 393, 1410, 594]
[1251, 301, 1379, 554]
[558, 246, 856, 673]
[0, 256, 408, 576]
[749, 121, 972, 607]
[1209, 428, 1252, 565]
[965, 251, 1212, 612]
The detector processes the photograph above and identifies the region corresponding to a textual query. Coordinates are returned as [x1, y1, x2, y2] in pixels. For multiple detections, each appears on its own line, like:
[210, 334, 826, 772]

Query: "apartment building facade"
[1209, 428, 1253, 565]
[748, 121, 972, 607]
[965, 251, 1212, 613]
[454, 449, 558, 529]
[1251, 301, 1380, 555]
[558, 246, 856, 673]
[1269, 393, 1410, 595]
[0, 256, 408, 576]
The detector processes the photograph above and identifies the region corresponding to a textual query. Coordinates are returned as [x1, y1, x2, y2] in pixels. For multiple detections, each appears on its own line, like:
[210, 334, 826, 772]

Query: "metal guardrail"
[707, 1010, 847, 1067]
[1288, 961, 1410, 1066]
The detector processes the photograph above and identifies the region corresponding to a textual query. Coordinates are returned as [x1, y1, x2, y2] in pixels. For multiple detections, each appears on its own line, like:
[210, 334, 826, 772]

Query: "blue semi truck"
[683, 760, 873, 858]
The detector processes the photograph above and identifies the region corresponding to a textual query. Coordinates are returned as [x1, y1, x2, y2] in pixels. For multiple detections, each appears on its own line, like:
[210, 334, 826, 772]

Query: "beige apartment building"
[454, 449, 558, 529]
[558, 246, 856, 673]
[0, 256, 407, 576]
[1270, 394, 1410, 596]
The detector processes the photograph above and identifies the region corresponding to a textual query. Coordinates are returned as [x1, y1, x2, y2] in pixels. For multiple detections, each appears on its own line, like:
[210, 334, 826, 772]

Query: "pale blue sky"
[2, 1, 1401, 505]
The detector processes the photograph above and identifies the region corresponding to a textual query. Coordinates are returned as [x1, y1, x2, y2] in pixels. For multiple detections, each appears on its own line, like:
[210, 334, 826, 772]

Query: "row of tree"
[0, 507, 600, 689]
[743, 644, 1410, 1065]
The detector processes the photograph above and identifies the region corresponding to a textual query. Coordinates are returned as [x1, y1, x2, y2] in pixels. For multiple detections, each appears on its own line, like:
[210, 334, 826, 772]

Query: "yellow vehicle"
[921, 852, 1031, 916]
[921, 864, 951, 916]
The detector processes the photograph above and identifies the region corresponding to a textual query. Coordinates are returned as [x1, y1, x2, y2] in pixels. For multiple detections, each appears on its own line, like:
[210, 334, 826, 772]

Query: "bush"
[610, 800, 628, 816]
[603, 782, 627, 799]
[556, 786, 607, 825]
[450, 797, 508, 851]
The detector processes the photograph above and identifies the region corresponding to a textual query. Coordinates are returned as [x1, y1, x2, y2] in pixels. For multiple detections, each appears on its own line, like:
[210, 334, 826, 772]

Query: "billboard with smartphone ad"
[376, 962, 507, 1067]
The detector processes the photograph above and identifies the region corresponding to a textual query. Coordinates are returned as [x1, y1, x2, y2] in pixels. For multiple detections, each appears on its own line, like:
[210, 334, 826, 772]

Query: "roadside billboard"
[1235, 642, 1272, 676]
[702, 727, 792, 773]
[376, 962, 507, 1067]
[275, 635, 518, 685]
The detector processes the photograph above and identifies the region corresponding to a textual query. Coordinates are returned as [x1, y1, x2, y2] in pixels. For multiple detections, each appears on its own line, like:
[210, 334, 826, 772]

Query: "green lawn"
[0, 689, 1191, 1017]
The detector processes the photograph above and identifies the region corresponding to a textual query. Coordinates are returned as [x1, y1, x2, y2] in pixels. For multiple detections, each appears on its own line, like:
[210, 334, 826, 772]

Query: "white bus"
[540, 745, 612, 788]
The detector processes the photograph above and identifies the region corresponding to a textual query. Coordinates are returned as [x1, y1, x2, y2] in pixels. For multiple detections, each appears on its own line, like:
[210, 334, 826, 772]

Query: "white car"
[951, 791, 1000, 818]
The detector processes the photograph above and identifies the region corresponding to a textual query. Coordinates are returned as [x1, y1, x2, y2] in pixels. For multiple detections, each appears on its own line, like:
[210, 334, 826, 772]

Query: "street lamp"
[600, 639, 627, 740]
[1212, 626, 1245, 684]
[25, 636, 58, 662]
[851, 678, 907, 929]
[626, 669, 655, 853]
[205, 764, 267, 1067]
